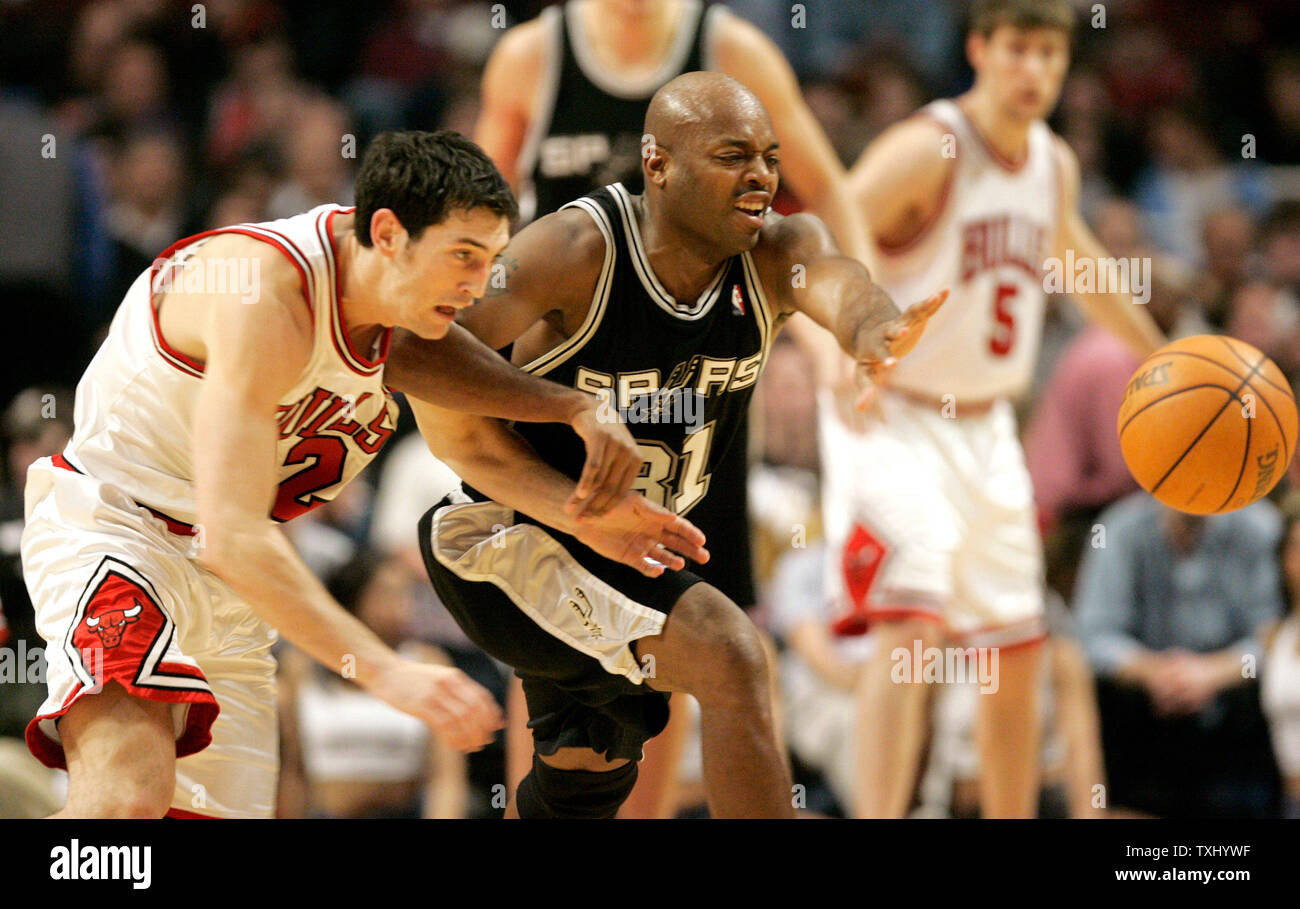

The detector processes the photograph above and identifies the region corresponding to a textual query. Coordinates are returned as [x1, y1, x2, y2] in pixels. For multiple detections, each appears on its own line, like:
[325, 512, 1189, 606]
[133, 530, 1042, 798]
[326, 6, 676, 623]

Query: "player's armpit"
[847, 115, 953, 249]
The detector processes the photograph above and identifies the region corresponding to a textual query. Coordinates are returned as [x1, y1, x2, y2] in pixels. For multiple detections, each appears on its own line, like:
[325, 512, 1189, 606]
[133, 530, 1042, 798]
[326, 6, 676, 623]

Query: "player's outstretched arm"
[409, 396, 707, 578]
[188, 238, 502, 752]
[761, 213, 947, 407]
[712, 11, 876, 269]
[1052, 137, 1164, 358]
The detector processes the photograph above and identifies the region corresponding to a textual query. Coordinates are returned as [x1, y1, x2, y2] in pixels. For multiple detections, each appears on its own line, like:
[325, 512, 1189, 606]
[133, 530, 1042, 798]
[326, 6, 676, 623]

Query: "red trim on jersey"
[877, 113, 957, 257]
[955, 102, 1029, 173]
[165, 807, 217, 819]
[141, 505, 197, 537]
[51, 452, 81, 473]
[147, 225, 315, 378]
[325, 207, 391, 376]
[830, 605, 946, 638]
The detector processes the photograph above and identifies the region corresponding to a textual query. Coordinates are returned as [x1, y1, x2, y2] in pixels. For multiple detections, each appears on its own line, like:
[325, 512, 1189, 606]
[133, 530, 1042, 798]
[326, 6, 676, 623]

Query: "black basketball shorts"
[418, 492, 705, 763]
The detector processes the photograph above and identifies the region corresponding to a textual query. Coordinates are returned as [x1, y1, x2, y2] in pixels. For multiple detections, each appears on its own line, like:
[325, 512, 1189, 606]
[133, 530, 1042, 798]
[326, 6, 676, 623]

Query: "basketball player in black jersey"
[387, 72, 944, 818]
[475, 0, 877, 815]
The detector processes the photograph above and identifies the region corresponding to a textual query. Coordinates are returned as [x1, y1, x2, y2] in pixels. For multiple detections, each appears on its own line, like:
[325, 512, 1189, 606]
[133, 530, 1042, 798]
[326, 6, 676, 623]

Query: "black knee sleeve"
[515, 754, 639, 819]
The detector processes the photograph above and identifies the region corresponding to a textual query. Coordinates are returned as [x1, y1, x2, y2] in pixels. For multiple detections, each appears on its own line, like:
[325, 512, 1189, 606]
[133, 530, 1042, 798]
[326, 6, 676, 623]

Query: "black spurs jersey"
[514, 184, 780, 567]
[520, 0, 721, 222]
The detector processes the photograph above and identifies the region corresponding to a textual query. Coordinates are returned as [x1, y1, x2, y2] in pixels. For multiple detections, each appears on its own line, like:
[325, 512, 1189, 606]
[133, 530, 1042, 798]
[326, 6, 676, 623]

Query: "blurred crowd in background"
[2, 0, 1300, 818]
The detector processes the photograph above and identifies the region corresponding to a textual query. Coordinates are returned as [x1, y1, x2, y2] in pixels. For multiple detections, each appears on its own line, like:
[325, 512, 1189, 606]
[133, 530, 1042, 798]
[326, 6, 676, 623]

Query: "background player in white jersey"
[22, 130, 687, 818]
[825, 0, 1166, 817]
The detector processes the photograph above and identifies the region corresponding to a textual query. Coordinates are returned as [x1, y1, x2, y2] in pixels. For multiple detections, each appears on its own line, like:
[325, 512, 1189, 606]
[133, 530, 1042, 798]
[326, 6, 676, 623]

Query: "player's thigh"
[60, 680, 175, 814]
[538, 746, 630, 771]
[633, 582, 768, 696]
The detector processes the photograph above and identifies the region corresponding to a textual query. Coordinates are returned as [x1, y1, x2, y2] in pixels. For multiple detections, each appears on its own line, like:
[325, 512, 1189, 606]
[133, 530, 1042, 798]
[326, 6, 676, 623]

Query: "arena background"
[1, 0, 1299, 820]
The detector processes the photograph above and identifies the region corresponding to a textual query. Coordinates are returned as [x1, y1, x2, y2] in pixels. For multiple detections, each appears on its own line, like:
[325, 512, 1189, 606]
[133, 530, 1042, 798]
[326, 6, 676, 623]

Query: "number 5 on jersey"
[989, 281, 1018, 357]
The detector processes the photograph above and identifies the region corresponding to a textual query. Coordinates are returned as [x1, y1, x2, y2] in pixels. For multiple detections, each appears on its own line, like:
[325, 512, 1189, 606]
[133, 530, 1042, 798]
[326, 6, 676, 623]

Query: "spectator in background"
[264, 98, 356, 219]
[103, 128, 187, 303]
[1259, 51, 1300, 165]
[278, 551, 468, 818]
[1262, 494, 1300, 818]
[765, 541, 871, 816]
[206, 30, 307, 170]
[1075, 492, 1285, 817]
[1198, 207, 1258, 331]
[1225, 201, 1300, 382]
[1132, 105, 1273, 267]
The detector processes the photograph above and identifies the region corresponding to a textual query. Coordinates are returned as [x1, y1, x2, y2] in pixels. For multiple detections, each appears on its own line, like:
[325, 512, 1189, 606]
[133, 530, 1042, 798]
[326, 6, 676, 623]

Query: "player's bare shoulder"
[481, 14, 549, 111]
[155, 230, 314, 375]
[849, 112, 955, 246]
[748, 209, 837, 304]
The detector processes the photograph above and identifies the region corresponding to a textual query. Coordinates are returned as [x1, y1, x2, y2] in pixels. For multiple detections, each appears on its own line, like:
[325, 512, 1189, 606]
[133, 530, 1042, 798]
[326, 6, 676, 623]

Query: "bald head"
[645, 71, 772, 151]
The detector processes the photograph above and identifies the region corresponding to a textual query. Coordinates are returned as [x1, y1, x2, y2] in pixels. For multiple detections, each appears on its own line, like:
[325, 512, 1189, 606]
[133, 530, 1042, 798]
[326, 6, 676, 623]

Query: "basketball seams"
[1146, 352, 1266, 503]
[1217, 398, 1252, 512]
[1118, 383, 1241, 436]
[1213, 335, 1289, 395]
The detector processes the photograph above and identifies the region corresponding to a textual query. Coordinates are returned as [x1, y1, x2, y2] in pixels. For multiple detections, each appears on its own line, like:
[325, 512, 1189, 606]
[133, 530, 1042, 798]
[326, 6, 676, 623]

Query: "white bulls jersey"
[63, 203, 399, 526]
[878, 99, 1062, 402]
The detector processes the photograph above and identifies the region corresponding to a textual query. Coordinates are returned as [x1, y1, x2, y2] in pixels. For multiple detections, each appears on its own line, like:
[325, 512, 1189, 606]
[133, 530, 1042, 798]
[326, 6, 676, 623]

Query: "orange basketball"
[1117, 334, 1298, 515]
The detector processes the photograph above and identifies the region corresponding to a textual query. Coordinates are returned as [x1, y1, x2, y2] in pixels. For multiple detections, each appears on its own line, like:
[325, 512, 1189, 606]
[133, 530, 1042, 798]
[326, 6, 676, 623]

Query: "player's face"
[971, 25, 1070, 122]
[392, 207, 511, 340]
[671, 117, 780, 255]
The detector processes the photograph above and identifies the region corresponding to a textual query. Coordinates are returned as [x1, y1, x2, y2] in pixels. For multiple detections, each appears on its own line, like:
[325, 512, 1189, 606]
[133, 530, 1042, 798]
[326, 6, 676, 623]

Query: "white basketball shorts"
[819, 391, 1046, 648]
[21, 454, 278, 818]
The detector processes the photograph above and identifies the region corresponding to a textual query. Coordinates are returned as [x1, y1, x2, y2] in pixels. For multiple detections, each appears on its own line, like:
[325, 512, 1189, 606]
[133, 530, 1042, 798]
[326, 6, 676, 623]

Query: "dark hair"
[1261, 199, 1300, 244]
[353, 130, 517, 246]
[969, 0, 1076, 40]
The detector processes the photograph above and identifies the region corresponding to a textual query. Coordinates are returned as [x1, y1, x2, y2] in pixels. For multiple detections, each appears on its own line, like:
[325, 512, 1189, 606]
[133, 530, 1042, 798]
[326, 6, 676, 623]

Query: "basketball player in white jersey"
[23, 130, 694, 818]
[824, 0, 1165, 818]
[474, 0, 875, 816]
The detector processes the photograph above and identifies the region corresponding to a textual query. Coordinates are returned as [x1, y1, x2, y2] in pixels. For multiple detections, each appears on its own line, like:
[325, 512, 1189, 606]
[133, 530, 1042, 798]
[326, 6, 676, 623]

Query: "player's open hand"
[568, 393, 644, 517]
[573, 491, 709, 578]
[852, 288, 949, 411]
[367, 660, 505, 752]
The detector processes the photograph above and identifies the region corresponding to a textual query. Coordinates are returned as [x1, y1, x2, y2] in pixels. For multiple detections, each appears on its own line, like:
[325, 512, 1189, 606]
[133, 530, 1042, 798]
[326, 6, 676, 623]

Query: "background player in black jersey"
[388, 72, 944, 818]
[473, 0, 877, 816]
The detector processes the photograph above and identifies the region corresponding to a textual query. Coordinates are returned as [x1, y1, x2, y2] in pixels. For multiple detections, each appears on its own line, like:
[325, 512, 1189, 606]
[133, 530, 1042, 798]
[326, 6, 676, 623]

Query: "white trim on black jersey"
[522, 196, 617, 377]
[740, 248, 778, 361]
[567, 0, 703, 100]
[608, 183, 728, 321]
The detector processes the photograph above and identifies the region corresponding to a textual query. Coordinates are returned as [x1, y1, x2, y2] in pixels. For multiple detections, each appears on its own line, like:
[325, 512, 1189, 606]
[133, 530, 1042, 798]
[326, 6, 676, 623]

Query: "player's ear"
[642, 136, 670, 189]
[966, 31, 986, 70]
[369, 209, 406, 258]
